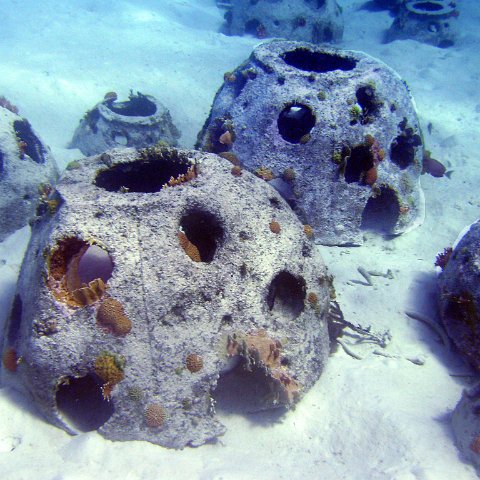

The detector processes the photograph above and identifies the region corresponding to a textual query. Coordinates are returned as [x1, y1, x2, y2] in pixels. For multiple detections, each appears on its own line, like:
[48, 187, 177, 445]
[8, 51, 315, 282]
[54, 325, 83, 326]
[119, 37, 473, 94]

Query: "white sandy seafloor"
[0, 0, 479, 478]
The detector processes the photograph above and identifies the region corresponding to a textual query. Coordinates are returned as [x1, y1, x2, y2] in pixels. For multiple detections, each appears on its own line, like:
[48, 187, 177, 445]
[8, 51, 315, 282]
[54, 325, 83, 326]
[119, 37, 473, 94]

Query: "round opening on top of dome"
[281, 48, 356, 73]
[107, 94, 157, 117]
[95, 148, 196, 193]
[406, 1, 450, 14]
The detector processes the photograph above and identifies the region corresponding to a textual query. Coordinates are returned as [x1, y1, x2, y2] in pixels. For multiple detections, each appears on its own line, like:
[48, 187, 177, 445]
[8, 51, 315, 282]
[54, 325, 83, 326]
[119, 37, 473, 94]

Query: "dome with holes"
[222, 0, 343, 44]
[0, 105, 59, 241]
[385, 0, 458, 48]
[197, 40, 425, 245]
[69, 91, 181, 156]
[0, 146, 332, 448]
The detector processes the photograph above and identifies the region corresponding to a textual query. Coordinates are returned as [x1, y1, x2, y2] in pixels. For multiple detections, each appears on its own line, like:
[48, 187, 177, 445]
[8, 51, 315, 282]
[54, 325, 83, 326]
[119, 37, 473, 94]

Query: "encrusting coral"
[185, 353, 203, 373]
[96, 298, 132, 336]
[2, 347, 18, 372]
[94, 352, 125, 399]
[269, 221, 281, 234]
[145, 403, 167, 428]
[178, 231, 201, 262]
[226, 329, 301, 406]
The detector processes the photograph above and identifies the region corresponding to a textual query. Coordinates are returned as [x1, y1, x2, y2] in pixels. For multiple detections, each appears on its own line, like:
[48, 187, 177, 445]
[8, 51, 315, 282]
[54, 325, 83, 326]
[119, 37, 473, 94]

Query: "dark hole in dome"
[411, 1, 444, 12]
[213, 363, 288, 417]
[95, 153, 193, 193]
[390, 131, 422, 170]
[7, 294, 23, 344]
[107, 95, 157, 117]
[0, 150, 4, 175]
[344, 145, 374, 183]
[356, 85, 380, 118]
[316, 0, 327, 7]
[278, 103, 315, 143]
[267, 271, 306, 319]
[56, 374, 114, 432]
[361, 186, 400, 233]
[281, 48, 356, 73]
[180, 209, 224, 262]
[231, 71, 249, 98]
[250, 0, 260, 5]
[13, 119, 47, 164]
[245, 19, 261, 35]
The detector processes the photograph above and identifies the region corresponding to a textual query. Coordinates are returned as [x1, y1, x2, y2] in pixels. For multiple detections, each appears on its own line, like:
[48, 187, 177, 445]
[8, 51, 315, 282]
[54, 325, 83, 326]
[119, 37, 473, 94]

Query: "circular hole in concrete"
[112, 132, 128, 146]
[213, 364, 288, 416]
[345, 145, 374, 184]
[278, 103, 315, 143]
[361, 186, 400, 233]
[48, 237, 113, 306]
[245, 18, 261, 35]
[56, 374, 114, 432]
[95, 149, 195, 192]
[356, 85, 380, 119]
[267, 271, 306, 319]
[409, 1, 444, 12]
[180, 209, 224, 262]
[107, 94, 157, 117]
[281, 48, 356, 73]
[390, 131, 422, 169]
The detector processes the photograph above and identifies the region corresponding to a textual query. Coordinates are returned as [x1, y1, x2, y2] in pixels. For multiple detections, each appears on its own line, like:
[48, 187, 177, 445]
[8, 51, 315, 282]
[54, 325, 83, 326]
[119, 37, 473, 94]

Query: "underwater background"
[1, 0, 480, 478]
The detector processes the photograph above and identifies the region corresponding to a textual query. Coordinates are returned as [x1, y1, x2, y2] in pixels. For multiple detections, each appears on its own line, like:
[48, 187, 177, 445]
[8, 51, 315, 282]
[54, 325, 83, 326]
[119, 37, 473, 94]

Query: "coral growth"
[282, 168, 296, 181]
[186, 353, 204, 373]
[145, 403, 167, 428]
[269, 221, 281, 234]
[303, 224, 314, 238]
[470, 435, 480, 455]
[231, 166, 242, 177]
[2, 347, 18, 372]
[178, 231, 201, 262]
[162, 165, 197, 188]
[94, 352, 125, 399]
[96, 298, 132, 336]
[226, 329, 301, 405]
[219, 130, 233, 146]
[435, 247, 453, 270]
[307, 292, 318, 305]
[255, 166, 275, 181]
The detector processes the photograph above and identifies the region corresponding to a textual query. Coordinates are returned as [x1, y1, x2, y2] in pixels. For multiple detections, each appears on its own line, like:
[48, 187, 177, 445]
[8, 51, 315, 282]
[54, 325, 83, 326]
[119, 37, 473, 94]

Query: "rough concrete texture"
[0, 146, 332, 449]
[452, 384, 480, 475]
[384, 0, 458, 48]
[196, 40, 425, 246]
[223, 0, 343, 43]
[0, 106, 58, 241]
[438, 219, 480, 371]
[69, 92, 181, 156]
